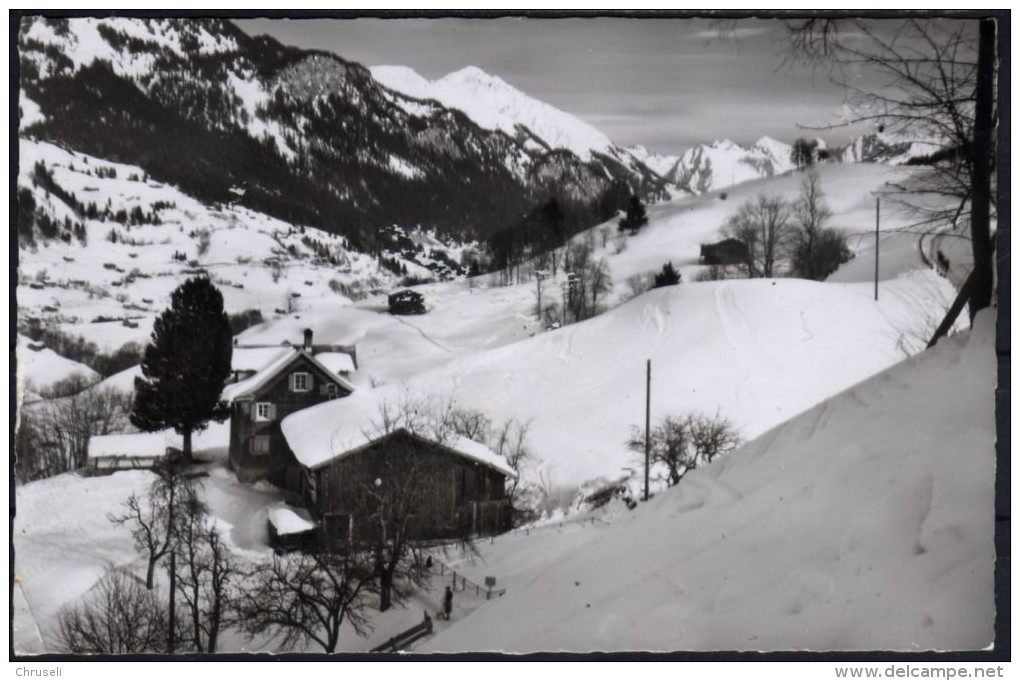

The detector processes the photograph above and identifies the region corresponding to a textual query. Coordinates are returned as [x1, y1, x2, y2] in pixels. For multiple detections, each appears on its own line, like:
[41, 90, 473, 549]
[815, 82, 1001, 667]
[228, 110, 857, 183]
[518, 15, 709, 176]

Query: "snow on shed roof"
[280, 391, 516, 477]
[88, 432, 175, 459]
[268, 506, 317, 535]
[315, 351, 356, 375]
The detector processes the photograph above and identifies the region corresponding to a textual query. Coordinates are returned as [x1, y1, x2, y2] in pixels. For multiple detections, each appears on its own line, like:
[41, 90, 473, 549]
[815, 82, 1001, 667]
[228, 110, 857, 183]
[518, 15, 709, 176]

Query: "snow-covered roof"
[87, 432, 175, 460]
[267, 506, 317, 535]
[221, 348, 356, 402]
[231, 346, 291, 373]
[315, 351, 356, 375]
[280, 390, 516, 477]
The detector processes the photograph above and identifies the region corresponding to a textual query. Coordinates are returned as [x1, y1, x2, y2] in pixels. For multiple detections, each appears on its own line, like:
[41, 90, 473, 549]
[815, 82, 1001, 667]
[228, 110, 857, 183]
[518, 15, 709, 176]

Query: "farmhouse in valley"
[224, 329, 357, 491]
[223, 329, 513, 546]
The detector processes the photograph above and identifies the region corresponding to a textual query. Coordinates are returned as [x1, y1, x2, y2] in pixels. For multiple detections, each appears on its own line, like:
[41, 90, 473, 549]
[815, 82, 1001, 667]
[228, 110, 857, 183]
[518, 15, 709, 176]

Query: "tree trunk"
[168, 552, 177, 653]
[182, 427, 193, 464]
[379, 571, 392, 612]
[146, 555, 157, 590]
[208, 607, 220, 654]
[968, 18, 996, 322]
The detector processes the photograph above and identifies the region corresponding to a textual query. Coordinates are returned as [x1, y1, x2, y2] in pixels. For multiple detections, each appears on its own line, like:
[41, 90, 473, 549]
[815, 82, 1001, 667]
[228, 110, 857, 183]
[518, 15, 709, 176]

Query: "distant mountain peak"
[372, 63, 615, 162]
[667, 137, 795, 194]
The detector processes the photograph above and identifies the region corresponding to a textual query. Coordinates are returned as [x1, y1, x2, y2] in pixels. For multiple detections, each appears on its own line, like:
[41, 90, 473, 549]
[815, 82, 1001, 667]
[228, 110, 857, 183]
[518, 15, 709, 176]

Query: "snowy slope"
[17, 138, 399, 353]
[342, 273, 957, 488]
[16, 334, 100, 397]
[372, 65, 616, 162]
[228, 162, 953, 489]
[423, 311, 996, 652]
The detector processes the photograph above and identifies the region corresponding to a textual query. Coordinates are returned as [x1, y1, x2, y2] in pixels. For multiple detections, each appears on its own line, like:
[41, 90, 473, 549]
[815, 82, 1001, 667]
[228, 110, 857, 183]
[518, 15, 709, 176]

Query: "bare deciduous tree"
[173, 487, 239, 653]
[18, 375, 132, 479]
[689, 412, 742, 466]
[723, 193, 792, 278]
[489, 417, 532, 519]
[58, 567, 168, 654]
[108, 462, 194, 589]
[786, 17, 997, 321]
[562, 241, 613, 323]
[628, 412, 741, 487]
[790, 174, 851, 280]
[237, 550, 375, 653]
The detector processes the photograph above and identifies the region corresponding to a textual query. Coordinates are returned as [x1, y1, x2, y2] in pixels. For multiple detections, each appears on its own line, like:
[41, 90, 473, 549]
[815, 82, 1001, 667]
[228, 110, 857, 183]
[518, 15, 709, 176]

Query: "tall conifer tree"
[132, 277, 233, 462]
[618, 195, 649, 235]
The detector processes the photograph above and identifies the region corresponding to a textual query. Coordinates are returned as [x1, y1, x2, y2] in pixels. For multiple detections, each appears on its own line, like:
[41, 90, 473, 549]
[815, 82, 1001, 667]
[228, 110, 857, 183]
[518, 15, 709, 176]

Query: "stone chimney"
[303, 328, 313, 351]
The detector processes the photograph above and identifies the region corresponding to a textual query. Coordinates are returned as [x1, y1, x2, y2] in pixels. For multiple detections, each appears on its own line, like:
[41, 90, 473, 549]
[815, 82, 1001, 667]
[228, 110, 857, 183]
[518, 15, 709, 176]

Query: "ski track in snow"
[392, 315, 460, 357]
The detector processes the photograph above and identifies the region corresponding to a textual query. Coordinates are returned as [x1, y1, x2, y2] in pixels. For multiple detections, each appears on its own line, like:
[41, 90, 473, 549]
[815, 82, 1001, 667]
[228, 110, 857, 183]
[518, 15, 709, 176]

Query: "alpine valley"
[14, 15, 993, 656]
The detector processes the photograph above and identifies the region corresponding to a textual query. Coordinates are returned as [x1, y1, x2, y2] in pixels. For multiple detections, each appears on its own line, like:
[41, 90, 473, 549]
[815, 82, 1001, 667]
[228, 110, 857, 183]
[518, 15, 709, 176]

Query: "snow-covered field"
[16, 137, 398, 361]
[422, 311, 996, 652]
[15, 134, 989, 654]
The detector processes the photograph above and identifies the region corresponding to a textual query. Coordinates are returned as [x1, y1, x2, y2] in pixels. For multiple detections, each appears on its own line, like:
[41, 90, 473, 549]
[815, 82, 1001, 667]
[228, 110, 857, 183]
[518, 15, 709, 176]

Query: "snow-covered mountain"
[372, 65, 616, 162]
[665, 136, 796, 194]
[371, 64, 666, 191]
[18, 16, 666, 250]
[840, 131, 944, 165]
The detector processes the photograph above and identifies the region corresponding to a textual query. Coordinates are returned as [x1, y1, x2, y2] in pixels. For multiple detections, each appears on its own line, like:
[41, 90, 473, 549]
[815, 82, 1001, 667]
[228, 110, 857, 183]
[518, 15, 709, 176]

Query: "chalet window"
[290, 372, 310, 393]
[327, 383, 338, 398]
[255, 402, 275, 422]
[250, 436, 271, 457]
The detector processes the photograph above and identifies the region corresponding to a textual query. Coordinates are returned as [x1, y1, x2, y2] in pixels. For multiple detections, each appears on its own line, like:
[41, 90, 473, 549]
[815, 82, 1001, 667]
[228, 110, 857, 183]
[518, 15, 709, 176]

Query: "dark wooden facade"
[228, 352, 351, 492]
[305, 429, 510, 544]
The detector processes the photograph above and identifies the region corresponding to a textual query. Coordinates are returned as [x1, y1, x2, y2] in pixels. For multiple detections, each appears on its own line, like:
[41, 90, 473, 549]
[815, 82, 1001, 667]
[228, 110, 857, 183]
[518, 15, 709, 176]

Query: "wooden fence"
[429, 556, 507, 600]
[370, 612, 434, 653]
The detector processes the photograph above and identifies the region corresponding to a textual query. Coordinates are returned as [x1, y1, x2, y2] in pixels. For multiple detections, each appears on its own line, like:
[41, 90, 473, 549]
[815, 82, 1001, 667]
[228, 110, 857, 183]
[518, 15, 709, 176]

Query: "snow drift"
[424, 311, 996, 652]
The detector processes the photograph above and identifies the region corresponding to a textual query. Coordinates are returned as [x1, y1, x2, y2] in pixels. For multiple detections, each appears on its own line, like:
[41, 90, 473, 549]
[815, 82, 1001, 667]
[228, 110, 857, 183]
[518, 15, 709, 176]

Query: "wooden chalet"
[279, 393, 516, 547]
[224, 329, 356, 492]
[306, 429, 511, 543]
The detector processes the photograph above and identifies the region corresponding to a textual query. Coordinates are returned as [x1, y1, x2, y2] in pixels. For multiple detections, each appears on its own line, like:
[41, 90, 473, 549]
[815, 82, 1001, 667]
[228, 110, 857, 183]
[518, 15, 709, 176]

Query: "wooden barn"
[306, 429, 512, 543]
[700, 237, 749, 266]
[224, 330, 356, 492]
[280, 393, 515, 546]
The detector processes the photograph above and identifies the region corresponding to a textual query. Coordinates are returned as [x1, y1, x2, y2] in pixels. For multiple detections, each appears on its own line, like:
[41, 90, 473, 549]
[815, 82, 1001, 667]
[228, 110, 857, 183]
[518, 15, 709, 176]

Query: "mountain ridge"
[18, 16, 667, 252]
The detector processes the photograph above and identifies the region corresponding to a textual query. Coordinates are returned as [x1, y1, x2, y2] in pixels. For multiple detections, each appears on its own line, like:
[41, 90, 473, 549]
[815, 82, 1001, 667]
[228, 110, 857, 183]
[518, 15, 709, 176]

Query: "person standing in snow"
[443, 585, 453, 620]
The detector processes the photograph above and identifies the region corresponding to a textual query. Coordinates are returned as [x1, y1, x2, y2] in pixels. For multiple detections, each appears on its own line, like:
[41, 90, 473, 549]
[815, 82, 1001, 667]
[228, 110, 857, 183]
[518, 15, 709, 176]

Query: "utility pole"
[168, 552, 176, 652]
[874, 196, 880, 301]
[644, 359, 650, 502]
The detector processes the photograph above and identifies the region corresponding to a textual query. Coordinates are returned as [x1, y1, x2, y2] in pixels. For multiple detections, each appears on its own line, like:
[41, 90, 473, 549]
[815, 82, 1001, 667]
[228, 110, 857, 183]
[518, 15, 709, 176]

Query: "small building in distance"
[700, 238, 749, 266]
[388, 290, 426, 315]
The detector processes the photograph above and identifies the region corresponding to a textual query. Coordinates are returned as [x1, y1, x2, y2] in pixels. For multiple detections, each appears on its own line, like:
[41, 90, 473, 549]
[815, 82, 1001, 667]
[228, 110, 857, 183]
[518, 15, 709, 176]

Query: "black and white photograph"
[12, 10, 1006, 662]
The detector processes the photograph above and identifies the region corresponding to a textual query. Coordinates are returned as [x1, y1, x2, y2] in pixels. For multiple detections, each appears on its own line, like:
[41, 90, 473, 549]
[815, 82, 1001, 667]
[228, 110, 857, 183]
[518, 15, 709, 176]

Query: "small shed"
[87, 432, 177, 472]
[700, 238, 749, 266]
[267, 506, 319, 552]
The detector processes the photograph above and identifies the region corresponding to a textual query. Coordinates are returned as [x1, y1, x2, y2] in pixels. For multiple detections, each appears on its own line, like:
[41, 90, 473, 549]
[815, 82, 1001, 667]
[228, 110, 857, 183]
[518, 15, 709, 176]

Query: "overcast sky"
[238, 16, 880, 156]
